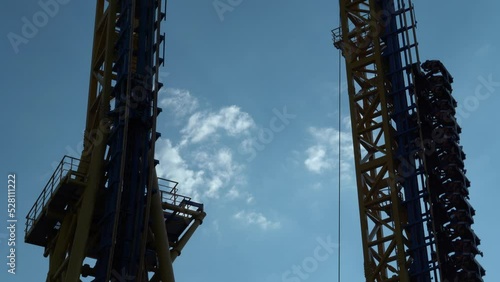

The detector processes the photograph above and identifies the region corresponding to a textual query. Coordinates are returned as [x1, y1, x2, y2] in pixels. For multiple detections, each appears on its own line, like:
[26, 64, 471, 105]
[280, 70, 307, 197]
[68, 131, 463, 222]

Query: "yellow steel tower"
[25, 1, 206, 281]
[334, 0, 485, 281]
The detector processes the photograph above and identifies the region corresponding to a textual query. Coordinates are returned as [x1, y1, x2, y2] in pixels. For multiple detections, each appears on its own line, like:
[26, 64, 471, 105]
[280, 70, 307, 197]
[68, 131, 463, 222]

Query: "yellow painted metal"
[150, 172, 206, 281]
[151, 170, 176, 282]
[170, 212, 206, 262]
[47, 214, 75, 281]
[161, 203, 205, 217]
[64, 0, 117, 279]
[41, 0, 117, 280]
[29, 0, 205, 280]
[338, 0, 411, 280]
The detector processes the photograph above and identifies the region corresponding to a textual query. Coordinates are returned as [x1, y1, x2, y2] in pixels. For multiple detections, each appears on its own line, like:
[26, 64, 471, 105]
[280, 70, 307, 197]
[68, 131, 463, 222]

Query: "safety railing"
[331, 27, 343, 50]
[158, 178, 194, 212]
[25, 156, 86, 237]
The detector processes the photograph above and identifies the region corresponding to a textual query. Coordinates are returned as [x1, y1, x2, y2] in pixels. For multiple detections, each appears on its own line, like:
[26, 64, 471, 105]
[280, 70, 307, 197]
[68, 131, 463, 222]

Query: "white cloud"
[233, 210, 281, 230]
[181, 106, 255, 144]
[155, 91, 255, 202]
[160, 88, 199, 118]
[155, 139, 205, 199]
[304, 126, 353, 177]
[226, 187, 255, 204]
[155, 88, 280, 235]
[156, 140, 244, 200]
[226, 186, 240, 199]
[304, 146, 330, 173]
[198, 148, 245, 199]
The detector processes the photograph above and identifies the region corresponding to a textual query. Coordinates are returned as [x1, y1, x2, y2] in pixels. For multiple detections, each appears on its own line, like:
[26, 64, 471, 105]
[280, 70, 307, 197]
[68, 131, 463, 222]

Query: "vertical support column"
[64, 0, 118, 280]
[335, 0, 412, 280]
[150, 170, 176, 282]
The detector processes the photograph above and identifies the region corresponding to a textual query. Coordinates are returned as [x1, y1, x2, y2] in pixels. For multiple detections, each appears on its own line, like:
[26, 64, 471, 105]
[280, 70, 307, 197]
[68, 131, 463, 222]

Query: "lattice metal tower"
[333, 0, 485, 281]
[25, 1, 205, 281]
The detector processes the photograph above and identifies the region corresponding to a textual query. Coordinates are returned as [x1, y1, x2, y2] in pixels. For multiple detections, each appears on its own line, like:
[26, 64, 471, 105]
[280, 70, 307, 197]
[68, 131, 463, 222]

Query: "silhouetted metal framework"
[333, 0, 484, 281]
[413, 61, 485, 282]
[25, 1, 205, 281]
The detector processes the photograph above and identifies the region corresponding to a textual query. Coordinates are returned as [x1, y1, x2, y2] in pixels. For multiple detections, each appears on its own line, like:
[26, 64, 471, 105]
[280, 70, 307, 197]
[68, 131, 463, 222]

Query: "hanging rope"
[337, 26, 343, 282]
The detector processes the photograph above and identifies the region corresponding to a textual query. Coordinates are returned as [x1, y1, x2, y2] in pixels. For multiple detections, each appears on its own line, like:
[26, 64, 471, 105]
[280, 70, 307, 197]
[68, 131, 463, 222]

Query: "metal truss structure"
[25, 1, 205, 281]
[334, 0, 485, 281]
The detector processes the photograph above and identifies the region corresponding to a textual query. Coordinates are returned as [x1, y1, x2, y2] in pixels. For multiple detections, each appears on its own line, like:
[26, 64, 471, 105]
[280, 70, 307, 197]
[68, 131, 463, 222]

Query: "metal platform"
[25, 156, 204, 276]
[158, 178, 205, 248]
[25, 156, 87, 247]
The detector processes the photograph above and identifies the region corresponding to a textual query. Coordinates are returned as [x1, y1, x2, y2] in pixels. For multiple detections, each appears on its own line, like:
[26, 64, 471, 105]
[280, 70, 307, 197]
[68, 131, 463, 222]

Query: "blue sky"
[1, 1, 499, 281]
